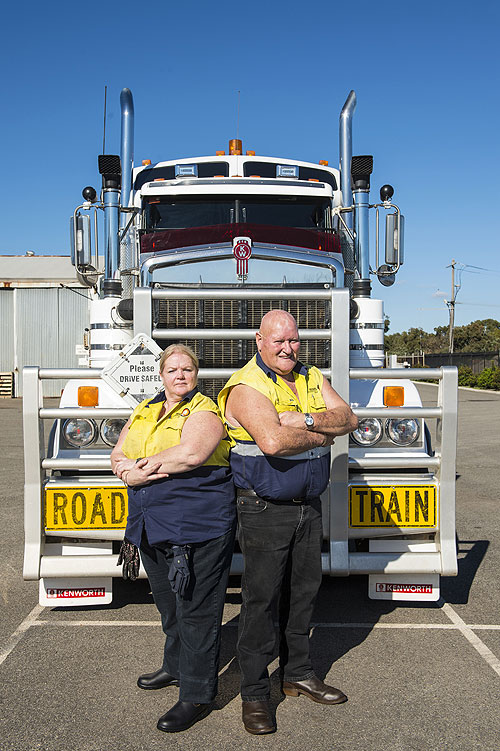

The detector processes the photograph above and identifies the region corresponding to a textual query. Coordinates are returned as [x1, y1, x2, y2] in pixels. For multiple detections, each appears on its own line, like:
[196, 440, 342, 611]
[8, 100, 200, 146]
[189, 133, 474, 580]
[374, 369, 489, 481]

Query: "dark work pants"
[139, 523, 236, 703]
[236, 495, 323, 701]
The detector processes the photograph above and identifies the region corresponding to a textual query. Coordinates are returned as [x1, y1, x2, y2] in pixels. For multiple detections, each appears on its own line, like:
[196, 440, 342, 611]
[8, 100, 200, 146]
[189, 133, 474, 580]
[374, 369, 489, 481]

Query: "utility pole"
[447, 259, 456, 354]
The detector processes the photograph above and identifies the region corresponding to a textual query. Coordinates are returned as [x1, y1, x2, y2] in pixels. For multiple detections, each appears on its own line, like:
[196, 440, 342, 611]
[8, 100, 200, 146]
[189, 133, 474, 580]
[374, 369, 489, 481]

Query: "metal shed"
[0, 256, 90, 397]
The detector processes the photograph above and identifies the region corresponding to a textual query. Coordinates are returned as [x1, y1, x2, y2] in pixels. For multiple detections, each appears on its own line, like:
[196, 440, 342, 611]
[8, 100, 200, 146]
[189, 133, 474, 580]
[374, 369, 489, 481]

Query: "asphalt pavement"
[1, 385, 499, 751]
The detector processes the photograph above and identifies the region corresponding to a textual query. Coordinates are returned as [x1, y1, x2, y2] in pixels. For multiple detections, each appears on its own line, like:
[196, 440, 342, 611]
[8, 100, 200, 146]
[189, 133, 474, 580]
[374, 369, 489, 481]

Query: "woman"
[111, 344, 235, 734]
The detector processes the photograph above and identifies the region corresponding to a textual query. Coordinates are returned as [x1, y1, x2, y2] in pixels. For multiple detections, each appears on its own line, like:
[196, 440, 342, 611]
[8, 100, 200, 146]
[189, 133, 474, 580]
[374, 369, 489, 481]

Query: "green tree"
[386, 319, 500, 355]
[453, 319, 500, 352]
[385, 327, 430, 355]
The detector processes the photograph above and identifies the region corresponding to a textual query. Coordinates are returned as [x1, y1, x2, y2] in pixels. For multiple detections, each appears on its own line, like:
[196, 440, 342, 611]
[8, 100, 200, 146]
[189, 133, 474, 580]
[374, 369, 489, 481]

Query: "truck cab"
[22, 89, 458, 607]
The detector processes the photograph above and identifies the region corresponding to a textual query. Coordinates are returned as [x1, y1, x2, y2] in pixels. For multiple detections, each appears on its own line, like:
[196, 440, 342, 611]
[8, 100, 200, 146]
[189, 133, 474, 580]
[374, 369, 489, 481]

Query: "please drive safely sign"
[101, 333, 163, 406]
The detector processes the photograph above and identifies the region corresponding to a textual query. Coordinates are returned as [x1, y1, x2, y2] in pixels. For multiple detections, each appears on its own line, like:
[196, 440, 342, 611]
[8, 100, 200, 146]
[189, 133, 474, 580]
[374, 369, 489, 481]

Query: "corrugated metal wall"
[0, 289, 15, 372]
[0, 287, 90, 397]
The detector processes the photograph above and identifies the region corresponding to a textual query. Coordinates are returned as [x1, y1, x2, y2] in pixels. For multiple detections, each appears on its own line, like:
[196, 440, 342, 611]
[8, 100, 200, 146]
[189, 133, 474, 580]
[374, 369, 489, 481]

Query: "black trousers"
[236, 495, 323, 701]
[140, 523, 236, 703]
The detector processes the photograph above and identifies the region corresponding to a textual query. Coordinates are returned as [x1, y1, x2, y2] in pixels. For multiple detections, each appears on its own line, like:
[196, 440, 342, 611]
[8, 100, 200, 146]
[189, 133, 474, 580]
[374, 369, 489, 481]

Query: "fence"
[387, 351, 499, 374]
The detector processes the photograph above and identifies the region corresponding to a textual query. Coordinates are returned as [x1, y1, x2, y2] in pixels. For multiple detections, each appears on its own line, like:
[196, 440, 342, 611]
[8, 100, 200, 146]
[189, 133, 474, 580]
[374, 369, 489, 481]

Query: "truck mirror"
[377, 264, 396, 286]
[70, 214, 91, 267]
[385, 213, 404, 266]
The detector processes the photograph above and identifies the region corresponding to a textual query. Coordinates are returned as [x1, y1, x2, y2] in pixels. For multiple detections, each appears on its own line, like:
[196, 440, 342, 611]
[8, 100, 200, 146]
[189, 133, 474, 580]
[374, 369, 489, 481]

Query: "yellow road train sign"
[45, 487, 127, 530]
[349, 485, 437, 527]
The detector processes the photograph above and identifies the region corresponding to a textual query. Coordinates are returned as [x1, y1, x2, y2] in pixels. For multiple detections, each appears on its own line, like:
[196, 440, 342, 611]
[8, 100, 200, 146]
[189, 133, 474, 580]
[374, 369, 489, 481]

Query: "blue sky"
[1, 0, 499, 334]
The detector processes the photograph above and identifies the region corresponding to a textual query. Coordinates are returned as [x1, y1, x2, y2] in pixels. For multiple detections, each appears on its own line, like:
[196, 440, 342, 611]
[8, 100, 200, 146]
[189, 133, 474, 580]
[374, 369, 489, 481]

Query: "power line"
[463, 264, 500, 274]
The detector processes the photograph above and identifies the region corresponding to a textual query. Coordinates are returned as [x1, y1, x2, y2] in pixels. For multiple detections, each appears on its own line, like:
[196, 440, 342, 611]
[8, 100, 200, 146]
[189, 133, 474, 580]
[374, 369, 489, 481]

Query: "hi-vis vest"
[217, 353, 331, 501]
[122, 388, 229, 467]
[123, 388, 235, 546]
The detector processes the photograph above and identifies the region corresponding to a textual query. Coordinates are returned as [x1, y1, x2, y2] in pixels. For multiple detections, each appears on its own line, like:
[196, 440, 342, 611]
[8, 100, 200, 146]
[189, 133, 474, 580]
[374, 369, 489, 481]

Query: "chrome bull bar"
[23, 286, 457, 581]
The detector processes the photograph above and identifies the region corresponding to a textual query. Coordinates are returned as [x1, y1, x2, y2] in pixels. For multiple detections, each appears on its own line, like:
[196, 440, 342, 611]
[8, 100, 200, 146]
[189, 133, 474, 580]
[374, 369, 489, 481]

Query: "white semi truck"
[23, 89, 458, 607]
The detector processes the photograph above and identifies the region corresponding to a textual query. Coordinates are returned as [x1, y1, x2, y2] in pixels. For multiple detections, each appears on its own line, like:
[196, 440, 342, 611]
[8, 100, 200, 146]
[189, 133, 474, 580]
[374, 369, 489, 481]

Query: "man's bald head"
[259, 309, 299, 338]
[256, 310, 300, 376]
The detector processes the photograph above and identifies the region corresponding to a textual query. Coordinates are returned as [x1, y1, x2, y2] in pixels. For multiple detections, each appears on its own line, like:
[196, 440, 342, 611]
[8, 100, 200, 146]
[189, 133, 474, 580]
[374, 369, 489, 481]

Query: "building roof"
[0, 255, 98, 288]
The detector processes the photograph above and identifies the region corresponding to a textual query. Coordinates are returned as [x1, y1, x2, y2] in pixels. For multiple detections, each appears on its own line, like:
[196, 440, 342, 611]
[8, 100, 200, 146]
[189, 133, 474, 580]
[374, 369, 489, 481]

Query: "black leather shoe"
[137, 668, 179, 690]
[157, 701, 211, 733]
[282, 676, 347, 705]
[242, 700, 276, 735]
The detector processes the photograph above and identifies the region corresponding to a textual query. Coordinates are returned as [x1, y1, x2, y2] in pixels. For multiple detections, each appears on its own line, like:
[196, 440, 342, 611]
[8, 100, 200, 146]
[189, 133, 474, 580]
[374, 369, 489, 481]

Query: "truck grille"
[156, 295, 330, 400]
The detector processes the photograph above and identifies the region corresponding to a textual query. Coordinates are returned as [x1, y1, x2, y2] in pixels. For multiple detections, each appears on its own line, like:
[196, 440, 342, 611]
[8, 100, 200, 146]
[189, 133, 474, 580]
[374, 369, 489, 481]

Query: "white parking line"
[3, 606, 500, 681]
[441, 600, 500, 677]
[0, 603, 44, 667]
[28, 618, 500, 634]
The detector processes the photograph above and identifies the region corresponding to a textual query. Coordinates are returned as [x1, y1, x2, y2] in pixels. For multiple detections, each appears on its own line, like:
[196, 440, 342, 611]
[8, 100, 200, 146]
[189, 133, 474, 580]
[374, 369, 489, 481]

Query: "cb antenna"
[102, 85, 107, 154]
[236, 89, 240, 140]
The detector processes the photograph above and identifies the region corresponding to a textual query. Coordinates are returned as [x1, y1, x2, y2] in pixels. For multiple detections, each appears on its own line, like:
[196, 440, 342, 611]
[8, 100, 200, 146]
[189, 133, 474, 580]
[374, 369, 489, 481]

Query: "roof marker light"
[142, 159, 152, 166]
[216, 150, 226, 156]
[175, 164, 198, 178]
[246, 150, 255, 156]
[319, 159, 329, 166]
[384, 386, 404, 407]
[276, 165, 299, 178]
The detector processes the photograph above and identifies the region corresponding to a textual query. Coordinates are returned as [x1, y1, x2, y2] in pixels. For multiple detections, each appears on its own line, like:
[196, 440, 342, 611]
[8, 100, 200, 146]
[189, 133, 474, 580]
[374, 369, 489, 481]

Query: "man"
[218, 309, 358, 735]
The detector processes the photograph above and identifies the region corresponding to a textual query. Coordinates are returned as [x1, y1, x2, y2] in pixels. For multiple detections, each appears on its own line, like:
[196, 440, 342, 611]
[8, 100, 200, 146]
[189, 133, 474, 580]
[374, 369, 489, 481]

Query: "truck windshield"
[144, 196, 330, 231]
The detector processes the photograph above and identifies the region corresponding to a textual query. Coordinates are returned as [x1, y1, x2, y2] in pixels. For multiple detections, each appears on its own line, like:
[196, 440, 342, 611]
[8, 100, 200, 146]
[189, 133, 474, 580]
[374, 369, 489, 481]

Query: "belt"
[237, 488, 307, 505]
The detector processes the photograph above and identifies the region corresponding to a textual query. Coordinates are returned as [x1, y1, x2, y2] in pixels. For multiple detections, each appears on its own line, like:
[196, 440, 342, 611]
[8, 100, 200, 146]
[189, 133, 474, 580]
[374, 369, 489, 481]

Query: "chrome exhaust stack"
[119, 89, 136, 297]
[98, 88, 135, 298]
[120, 88, 134, 215]
[339, 91, 356, 232]
[99, 153, 122, 297]
[351, 154, 373, 297]
[339, 91, 372, 296]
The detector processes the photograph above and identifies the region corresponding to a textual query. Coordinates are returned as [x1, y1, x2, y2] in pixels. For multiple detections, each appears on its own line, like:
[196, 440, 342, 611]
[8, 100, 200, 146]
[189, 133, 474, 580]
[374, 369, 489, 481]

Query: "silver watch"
[304, 413, 315, 429]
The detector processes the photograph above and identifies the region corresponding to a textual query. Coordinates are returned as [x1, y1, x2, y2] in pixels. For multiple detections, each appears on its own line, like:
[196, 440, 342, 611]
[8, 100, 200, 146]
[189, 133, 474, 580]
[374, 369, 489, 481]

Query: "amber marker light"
[246, 150, 256, 156]
[142, 159, 151, 166]
[78, 386, 99, 407]
[319, 159, 329, 166]
[229, 139, 242, 155]
[216, 150, 226, 156]
[383, 386, 404, 407]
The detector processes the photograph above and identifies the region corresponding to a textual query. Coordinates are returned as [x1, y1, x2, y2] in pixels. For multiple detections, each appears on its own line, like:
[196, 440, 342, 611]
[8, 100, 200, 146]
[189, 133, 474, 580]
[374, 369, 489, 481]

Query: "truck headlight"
[386, 418, 419, 446]
[100, 418, 127, 447]
[62, 418, 97, 447]
[351, 418, 383, 446]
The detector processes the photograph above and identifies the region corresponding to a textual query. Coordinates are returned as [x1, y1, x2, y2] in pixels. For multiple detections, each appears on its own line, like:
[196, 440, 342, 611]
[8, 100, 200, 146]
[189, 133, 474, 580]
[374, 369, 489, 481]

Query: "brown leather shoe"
[242, 700, 276, 735]
[282, 676, 347, 705]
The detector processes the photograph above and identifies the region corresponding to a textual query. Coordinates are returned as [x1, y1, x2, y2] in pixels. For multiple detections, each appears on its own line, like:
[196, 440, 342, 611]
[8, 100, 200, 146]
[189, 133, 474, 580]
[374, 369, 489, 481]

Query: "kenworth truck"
[23, 89, 458, 607]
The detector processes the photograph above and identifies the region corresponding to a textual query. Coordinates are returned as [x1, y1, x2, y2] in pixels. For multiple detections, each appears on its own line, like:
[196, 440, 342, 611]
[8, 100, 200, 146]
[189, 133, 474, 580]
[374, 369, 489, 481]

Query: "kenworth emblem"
[232, 236, 252, 279]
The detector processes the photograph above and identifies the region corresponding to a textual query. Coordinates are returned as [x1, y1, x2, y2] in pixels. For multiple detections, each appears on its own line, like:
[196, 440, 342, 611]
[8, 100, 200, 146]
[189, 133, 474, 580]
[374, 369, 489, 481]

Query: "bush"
[476, 367, 500, 390]
[457, 365, 477, 387]
[492, 369, 500, 390]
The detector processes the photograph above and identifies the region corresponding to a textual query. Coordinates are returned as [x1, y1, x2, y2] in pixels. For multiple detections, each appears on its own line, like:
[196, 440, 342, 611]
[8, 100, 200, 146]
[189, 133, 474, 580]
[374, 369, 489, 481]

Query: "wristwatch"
[304, 413, 315, 429]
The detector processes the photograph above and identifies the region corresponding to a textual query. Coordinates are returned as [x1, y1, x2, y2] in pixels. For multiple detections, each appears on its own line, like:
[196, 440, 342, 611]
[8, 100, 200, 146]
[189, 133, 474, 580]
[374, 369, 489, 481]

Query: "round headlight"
[386, 418, 420, 446]
[100, 418, 127, 447]
[351, 418, 383, 446]
[62, 418, 97, 448]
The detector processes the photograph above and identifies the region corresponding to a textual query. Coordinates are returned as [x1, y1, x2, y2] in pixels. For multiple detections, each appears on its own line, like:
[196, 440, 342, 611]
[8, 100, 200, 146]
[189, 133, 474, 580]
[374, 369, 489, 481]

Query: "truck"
[23, 88, 458, 607]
